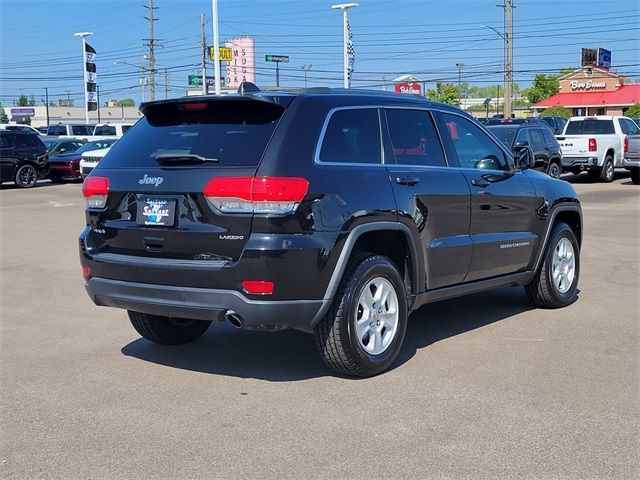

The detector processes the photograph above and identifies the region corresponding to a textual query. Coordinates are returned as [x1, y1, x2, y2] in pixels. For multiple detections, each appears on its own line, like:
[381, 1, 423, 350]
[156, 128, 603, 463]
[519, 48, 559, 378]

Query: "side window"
[48, 126, 65, 136]
[0, 134, 9, 149]
[541, 128, 556, 145]
[439, 113, 509, 171]
[385, 109, 446, 167]
[529, 129, 545, 148]
[515, 129, 530, 144]
[621, 119, 639, 135]
[318, 108, 381, 164]
[72, 125, 90, 135]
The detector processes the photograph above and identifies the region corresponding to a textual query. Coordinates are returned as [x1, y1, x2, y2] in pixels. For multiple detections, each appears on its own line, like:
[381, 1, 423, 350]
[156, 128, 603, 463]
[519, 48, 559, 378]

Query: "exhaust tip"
[225, 310, 243, 328]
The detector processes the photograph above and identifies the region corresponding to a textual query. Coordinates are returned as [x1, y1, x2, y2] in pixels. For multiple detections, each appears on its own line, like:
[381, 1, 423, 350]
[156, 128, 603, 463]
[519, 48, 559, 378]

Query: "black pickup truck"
[79, 86, 582, 377]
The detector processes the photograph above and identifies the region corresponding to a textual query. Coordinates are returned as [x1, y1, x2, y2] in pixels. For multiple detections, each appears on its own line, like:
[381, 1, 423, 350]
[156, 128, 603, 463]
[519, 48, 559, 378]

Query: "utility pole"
[96, 85, 101, 123]
[201, 13, 207, 95]
[143, 0, 158, 100]
[164, 68, 169, 98]
[301, 64, 312, 88]
[456, 62, 465, 106]
[211, 0, 221, 95]
[332, 3, 359, 89]
[44, 87, 49, 127]
[498, 0, 514, 118]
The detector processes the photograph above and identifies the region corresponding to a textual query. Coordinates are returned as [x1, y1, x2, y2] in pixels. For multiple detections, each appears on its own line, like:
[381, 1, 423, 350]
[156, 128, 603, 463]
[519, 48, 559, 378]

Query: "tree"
[16, 94, 29, 106]
[117, 98, 135, 107]
[524, 73, 562, 104]
[28, 95, 36, 106]
[624, 104, 640, 118]
[426, 82, 460, 107]
[0, 104, 8, 123]
[539, 106, 572, 119]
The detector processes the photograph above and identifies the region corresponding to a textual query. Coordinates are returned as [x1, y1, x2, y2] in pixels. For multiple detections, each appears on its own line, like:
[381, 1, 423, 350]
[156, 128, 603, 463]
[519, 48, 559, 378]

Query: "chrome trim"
[91, 252, 228, 270]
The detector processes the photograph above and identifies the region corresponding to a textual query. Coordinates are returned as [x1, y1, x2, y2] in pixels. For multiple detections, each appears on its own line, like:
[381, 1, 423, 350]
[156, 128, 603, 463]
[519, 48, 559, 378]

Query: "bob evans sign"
[394, 82, 422, 95]
[570, 79, 607, 91]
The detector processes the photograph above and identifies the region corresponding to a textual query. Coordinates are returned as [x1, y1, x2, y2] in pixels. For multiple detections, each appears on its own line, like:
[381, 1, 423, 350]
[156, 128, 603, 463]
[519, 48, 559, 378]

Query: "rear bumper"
[622, 156, 640, 169]
[50, 162, 81, 179]
[561, 156, 598, 168]
[85, 277, 323, 333]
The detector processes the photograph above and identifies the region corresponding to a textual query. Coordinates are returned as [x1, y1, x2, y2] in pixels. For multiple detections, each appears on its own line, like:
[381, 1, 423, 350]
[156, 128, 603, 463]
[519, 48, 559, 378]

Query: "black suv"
[80, 87, 582, 377]
[487, 124, 563, 178]
[0, 131, 49, 188]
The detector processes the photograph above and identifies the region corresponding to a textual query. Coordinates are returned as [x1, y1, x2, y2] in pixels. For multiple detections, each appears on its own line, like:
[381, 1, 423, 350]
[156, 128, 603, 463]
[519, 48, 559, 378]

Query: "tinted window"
[529, 129, 545, 148]
[121, 125, 132, 133]
[515, 128, 530, 144]
[440, 113, 508, 170]
[541, 128, 557, 144]
[72, 125, 92, 135]
[12, 134, 44, 149]
[77, 139, 117, 154]
[565, 119, 615, 134]
[620, 118, 639, 135]
[100, 100, 283, 169]
[56, 141, 84, 154]
[94, 125, 116, 135]
[47, 125, 66, 136]
[487, 127, 517, 148]
[319, 108, 381, 164]
[385, 109, 445, 167]
[0, 134, 9, 148]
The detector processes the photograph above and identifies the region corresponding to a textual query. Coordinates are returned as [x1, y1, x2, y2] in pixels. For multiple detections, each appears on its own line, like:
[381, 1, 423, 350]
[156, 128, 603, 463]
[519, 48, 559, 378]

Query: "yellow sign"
[209, 47, 233, 62]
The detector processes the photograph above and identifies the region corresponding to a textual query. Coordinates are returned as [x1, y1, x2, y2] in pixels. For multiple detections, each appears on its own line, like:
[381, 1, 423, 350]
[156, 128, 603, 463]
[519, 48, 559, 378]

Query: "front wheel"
[546, 161, 561, 179]
[630, 169, 639, 185]
[14, 164, 38, 188]
[128, 311, 211, 345]
[314, 255, 408, 377]
[525, 222, 580, 308]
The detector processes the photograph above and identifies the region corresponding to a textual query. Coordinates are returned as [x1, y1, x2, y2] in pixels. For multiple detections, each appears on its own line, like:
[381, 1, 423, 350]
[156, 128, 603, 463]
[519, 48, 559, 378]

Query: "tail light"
[624, 137, 629, 153]
[588, 138, 597, 152]
[204, 176, 309, 214]
[81, 265, 91, 280]
[82, 176, 109, 208]
[242, 280, 274, 295]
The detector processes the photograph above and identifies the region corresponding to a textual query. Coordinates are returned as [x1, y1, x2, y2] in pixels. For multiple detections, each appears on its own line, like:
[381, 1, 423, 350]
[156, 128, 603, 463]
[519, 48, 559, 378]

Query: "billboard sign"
[265, 55, 289, 63]
[581, 48, 597, 67]
[225, 37, 256, 89]
[394, 82, 422, 95]
[188, 75, 223, 87]
[208, 47, 233, 62]
[597, 48, 611, 69]
[10, 108, 35, 116]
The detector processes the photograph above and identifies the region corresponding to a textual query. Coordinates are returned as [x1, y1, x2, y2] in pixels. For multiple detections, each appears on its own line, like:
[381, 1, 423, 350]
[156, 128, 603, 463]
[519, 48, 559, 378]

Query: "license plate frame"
[136, 198, 176, 227]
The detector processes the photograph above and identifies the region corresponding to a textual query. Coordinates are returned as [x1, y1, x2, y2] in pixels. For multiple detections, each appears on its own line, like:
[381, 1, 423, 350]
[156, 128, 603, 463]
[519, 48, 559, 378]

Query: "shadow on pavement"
[122, 285, 533, 381]
[561, 171, 630, 184]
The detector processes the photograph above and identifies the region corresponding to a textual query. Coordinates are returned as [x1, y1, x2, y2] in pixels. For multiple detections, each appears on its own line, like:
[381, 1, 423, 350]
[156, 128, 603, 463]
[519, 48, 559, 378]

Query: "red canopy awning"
[533, 84, 640, 108]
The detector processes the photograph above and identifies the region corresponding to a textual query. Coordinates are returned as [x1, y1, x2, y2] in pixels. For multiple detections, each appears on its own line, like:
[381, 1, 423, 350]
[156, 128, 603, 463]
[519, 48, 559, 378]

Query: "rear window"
[565, 119, 615, 135]
[318, 108, 381, 164]
[487, 127, 517, 147]
[72, 125, 92, 135]
[94, 125, 116, 135]
[99, 100, 283, 168]
[12, 134, 45, 149]
[47, 125, 66, 135]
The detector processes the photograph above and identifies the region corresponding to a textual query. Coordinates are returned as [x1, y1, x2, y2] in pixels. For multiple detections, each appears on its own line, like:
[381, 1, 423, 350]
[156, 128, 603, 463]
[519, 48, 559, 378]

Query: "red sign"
[394, 82, 422, 95]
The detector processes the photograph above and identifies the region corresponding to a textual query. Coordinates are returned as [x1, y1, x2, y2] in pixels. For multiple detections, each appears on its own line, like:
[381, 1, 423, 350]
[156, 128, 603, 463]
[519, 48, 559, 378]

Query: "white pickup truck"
[556, 116, 640, 183]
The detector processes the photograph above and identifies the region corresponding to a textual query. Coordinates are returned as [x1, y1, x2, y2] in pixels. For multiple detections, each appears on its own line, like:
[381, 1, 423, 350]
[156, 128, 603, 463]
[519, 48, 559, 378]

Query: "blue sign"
[597, 48, 611, 69]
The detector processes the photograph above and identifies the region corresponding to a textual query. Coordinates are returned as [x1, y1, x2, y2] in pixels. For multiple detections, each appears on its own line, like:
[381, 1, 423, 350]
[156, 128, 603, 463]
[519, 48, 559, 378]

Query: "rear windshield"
[72, 125, 93, 135]
[12, 134, 45, 149]
[94, 125, 116, 135]
[565, 119, 615, 134]
[487, 127, 517, 147]
[99, 100, 283, 168]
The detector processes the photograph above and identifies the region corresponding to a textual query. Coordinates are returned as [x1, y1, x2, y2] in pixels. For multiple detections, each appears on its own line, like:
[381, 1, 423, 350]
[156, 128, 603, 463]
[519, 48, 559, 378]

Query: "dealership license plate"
[136, 198, 176, 227]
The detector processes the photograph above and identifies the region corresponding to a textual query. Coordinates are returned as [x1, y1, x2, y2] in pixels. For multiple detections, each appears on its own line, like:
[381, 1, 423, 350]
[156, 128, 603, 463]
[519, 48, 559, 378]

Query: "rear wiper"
[154, 153, 219, 164]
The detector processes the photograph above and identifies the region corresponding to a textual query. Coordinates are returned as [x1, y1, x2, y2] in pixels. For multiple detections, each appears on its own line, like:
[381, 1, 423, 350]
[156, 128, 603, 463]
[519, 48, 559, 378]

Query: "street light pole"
[456, 62, 465, 106]
[115, 60, 151, 104]
[211, 0, 221, 95]
[301, 64, 312, 88]
[44, 87, 50, 128]
[332, 3, 358, 89]
[74, 31, 93, 124]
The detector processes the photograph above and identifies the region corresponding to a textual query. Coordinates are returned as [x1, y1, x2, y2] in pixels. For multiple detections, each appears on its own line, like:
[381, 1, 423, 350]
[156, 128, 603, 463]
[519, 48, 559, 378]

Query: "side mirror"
[514, 140, 529, 149]
[514, 146, 534, 170]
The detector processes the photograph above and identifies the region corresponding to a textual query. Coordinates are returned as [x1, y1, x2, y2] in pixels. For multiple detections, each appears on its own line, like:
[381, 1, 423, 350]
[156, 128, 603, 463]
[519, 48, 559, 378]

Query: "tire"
[314, 254, 408, 377]
[546, 160, 561, 179]
[630, 169, 640, 185]
[525, 222, 580, 309]
[599, 155, 615, 183]
[127, 311, 211, 345]
[50, 175, 65, 184]
[14, 164, 38, 188]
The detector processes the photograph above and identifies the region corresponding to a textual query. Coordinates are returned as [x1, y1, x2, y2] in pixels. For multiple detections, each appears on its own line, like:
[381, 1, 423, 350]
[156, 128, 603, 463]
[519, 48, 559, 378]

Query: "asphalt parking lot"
[1, 173, 638, 479]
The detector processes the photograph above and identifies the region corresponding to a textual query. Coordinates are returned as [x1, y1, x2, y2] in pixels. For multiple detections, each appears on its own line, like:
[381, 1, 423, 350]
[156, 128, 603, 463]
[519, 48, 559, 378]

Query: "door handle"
[471, 178, 490, 188]
[395, 176, 420, 186]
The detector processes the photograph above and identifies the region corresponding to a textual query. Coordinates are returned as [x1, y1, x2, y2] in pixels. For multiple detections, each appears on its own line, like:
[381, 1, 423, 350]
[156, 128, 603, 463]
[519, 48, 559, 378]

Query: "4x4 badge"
[138, 174, 163, 187]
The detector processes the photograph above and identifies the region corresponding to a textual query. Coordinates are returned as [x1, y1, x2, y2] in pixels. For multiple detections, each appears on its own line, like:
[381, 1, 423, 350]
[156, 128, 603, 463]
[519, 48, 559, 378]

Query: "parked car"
[619, 117, 640, 184]
[79, 86, 582, 377]
[79, 144, 116, 179]
[42, 137, 86, 157]
[556, 115, 640, 182]
[487, 124, 563, 178]
[50, 139, 118, 182]
[0, 123, 42, 135]
[0, 131, 49, 188]
[46, 124, 94, 136]
[36, 126, 49, 134]
[92, 123, 133, 137]
[631, 118, 640, 128]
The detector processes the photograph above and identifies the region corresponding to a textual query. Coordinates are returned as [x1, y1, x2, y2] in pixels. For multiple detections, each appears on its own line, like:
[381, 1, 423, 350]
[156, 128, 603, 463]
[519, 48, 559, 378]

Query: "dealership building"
[533, 66, 640, 116]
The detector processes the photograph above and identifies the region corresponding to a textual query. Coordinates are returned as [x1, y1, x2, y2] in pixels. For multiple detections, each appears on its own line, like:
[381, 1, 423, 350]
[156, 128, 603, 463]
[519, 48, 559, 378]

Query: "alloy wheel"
[355, 277, 399, 355]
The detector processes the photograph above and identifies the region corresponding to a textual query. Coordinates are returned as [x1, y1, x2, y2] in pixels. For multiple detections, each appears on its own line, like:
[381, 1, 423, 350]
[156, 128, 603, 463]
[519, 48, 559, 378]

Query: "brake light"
[624, 137, 629, 153]
[204, 176, 309, 214]
[588, 138, 597, 152]
[81, 265, 91, 280]
[180, 102, 208, 111]
[82, 176, 109, 208]
[242, 280, 274, 295]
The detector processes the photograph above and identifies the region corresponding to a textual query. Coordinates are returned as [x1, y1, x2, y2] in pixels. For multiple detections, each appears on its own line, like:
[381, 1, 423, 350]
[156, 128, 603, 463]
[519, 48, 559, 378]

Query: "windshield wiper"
[155, 153, 219, 164]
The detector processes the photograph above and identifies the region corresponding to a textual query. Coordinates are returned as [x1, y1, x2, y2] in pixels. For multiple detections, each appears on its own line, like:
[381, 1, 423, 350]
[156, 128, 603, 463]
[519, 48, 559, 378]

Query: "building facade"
[533, 67, 640, 116]
[6, 105, 143, 128]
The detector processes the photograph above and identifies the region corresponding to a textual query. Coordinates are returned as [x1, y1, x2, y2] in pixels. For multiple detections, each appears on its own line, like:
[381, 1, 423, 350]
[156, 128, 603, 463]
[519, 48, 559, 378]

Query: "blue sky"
[1, 0, 639, 106]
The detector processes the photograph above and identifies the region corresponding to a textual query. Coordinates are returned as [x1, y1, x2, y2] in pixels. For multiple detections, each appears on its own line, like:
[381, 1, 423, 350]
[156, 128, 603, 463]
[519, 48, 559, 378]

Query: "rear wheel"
[599, 155, 615, 183]
[127, 311, 211, 345]
[525, 222, 579, 308]
[314, 254, 407, 377]
[630, 169, 639, 185]
[14, 164, 38, 188]
[546, 161, 561, 179]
